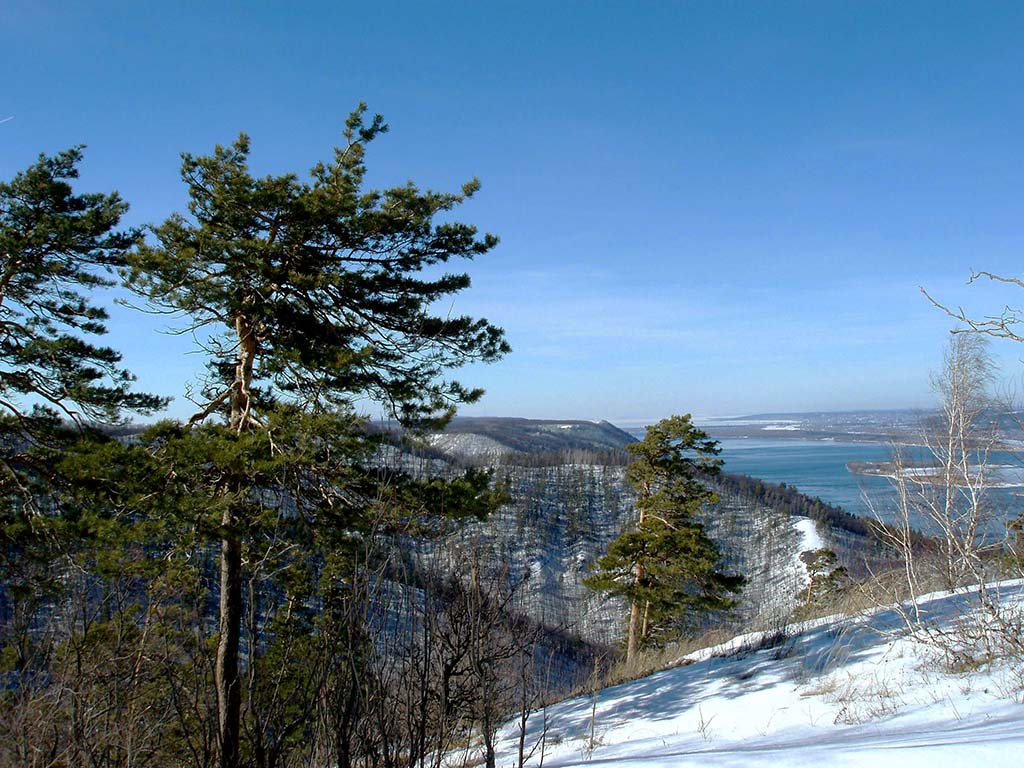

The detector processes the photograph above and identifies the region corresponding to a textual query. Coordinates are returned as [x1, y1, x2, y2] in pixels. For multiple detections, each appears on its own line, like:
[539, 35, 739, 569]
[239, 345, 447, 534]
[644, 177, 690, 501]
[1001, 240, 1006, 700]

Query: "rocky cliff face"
[407, 461, 825, 646]
[386, 418, 863, 649]
[415, 462, 634, 645]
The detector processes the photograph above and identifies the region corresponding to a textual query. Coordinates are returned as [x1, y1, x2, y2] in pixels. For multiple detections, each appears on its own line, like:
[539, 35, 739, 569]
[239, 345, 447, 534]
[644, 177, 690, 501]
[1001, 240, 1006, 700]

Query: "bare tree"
[923, 271, 1024, 344]
[876, 335, 995, 588]
[875, 333, 1024, 665]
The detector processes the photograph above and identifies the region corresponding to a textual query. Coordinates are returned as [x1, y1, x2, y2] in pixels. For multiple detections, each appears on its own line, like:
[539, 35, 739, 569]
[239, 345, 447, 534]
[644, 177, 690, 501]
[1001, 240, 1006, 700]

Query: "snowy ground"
[466, 583, 1024, 767]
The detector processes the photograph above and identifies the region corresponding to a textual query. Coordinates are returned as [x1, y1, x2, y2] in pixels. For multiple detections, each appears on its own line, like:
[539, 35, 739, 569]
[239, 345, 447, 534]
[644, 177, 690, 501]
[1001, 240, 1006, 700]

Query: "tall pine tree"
[586, 415, 742, 663]
[0, 150, 166, 751]
[0, 146, 165, 561]
[125, 104, 508, 768]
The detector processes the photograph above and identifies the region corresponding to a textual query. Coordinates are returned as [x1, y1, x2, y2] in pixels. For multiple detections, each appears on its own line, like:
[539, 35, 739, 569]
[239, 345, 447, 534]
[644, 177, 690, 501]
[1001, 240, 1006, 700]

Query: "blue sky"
[4, 1, 1024, 423]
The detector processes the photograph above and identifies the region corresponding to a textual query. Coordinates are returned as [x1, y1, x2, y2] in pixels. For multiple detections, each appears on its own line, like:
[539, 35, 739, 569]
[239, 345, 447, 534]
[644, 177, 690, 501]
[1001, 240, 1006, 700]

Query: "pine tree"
[585, 415, 742, 662]
[128, 104, 507, 431]
[0, 150, 166, 755]
[0, 147, 165, 426]
[125, 104, 508, 768]
[0, 146, 165, 591]
[794, 548, 848, 618]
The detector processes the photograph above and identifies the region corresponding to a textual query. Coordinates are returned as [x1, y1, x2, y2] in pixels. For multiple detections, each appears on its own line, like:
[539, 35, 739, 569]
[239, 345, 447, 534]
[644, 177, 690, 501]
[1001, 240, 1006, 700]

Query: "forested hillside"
[403, 419, 879, 646]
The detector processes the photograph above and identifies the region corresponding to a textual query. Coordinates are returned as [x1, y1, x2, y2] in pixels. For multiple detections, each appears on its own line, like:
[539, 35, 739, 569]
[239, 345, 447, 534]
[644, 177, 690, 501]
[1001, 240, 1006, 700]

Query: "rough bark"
[626, 480, 650, 665]
[230, 313, 257, 433]
[216, 512, 242, 768]
[217, 310, 256, 768]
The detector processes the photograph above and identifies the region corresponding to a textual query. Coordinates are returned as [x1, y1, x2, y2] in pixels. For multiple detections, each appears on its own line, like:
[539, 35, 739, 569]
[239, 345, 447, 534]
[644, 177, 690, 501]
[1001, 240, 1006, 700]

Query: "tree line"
[713, 472, 872, 536]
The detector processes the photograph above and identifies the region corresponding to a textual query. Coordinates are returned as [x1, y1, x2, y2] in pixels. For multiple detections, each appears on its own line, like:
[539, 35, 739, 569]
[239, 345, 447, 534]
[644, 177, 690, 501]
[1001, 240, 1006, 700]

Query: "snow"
[425, 432, 512, 458]
[793, 517, 825, 587]
[467, 583, 1024, 767]
[794, 518, 825, 553]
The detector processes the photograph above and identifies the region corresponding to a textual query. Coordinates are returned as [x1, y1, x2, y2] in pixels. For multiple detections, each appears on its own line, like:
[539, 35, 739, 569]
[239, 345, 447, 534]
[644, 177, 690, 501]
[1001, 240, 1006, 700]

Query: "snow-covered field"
[467, 583, 1024, 767]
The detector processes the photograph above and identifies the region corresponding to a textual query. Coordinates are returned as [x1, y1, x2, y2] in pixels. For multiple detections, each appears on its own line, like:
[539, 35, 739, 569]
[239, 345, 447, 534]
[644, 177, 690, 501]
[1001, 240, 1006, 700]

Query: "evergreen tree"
[0, 147, 166, 522]
[128, 104, 507, 430]
[125, 104, 508, 768]
[0, 147, 165, 426]
[794, 547, 848, 618]
[586, 415, 742, 662]
[0, 150, 167, 762]
[0, 146, 165, 617]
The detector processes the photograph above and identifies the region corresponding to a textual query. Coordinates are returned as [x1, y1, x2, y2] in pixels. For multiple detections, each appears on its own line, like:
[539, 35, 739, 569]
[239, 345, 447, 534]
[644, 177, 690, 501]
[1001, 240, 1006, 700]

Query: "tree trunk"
[626, 484, 649, 665]
[626, 593, 642, 664]
[217, 310, 256, 767]
[230, 314, 257, 432]
[216, 510, 242, 768]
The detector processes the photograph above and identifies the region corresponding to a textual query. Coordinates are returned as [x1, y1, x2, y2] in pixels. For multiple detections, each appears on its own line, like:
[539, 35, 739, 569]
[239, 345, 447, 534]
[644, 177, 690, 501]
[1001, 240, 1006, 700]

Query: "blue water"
[717, 438, 893, 517]
[714, 438, 1024, 535]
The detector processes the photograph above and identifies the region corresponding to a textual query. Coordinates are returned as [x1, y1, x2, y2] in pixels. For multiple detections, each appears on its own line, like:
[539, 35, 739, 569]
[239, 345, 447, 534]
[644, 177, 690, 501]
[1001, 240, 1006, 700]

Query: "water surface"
[716, 437, 1023, 536]
[717, 438, 893, 516]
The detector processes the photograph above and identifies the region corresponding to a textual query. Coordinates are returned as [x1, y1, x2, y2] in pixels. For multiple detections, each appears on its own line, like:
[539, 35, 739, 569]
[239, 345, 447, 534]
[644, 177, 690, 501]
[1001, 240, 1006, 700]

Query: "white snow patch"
[462, 582, 1024, 768]
[761, 422, 803, 431]
[793, 517, 826, 586]
[795, 517, 825, 553]
[425, 432, 512, 457]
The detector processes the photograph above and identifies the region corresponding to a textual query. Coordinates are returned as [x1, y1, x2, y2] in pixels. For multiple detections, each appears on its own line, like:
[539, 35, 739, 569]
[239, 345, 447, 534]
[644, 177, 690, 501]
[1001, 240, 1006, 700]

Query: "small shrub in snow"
[828, 672, 907, 725]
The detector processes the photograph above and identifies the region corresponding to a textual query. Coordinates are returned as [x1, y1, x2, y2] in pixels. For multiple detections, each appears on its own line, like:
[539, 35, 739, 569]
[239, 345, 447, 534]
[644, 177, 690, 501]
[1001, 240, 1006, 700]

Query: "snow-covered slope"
[430, 417, 637, 456]
[425, 432, 514, 459]
[467, 583, 1024, 767]
[413, 462, 819, 646]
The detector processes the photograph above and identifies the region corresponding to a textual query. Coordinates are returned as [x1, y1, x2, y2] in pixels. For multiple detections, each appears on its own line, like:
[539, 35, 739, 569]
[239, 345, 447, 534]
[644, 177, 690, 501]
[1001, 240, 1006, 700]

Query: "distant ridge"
[435, 417, 636, 456]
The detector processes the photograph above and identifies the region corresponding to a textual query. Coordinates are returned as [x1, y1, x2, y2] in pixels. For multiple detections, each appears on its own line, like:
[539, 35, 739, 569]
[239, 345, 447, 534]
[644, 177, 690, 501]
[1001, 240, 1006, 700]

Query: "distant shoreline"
[847, 459, 1024, 489]
[701, 428, 914, 445]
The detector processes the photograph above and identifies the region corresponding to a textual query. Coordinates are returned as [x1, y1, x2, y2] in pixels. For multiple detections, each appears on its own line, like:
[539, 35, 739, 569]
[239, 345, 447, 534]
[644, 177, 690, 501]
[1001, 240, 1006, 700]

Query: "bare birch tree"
[876, 333, 1024, 664]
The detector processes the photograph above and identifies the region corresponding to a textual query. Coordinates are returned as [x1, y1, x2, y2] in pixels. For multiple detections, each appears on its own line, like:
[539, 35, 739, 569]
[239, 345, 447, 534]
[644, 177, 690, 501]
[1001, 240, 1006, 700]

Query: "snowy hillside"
[426, 432, 514, 459]
[413, 461, 819, 646]
[464, 583, 1024, 767]
[432, 417, 637, 456]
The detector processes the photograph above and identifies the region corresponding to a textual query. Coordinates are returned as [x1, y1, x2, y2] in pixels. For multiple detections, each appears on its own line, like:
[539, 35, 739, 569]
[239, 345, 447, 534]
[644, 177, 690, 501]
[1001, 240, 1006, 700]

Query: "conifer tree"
[0, 150, 166, 752]
[794, 548, 848, 618]
[125, 104, 508, 768]
[586, 415, 742, 662]
[0, 146, 165, 558]
[128, 105, 507, 430]
[0, 147, 166, 427]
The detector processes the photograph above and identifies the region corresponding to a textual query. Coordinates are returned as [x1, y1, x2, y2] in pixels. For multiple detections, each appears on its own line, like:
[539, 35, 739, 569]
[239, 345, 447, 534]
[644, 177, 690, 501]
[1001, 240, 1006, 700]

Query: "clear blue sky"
[4, 1, 1024, 423]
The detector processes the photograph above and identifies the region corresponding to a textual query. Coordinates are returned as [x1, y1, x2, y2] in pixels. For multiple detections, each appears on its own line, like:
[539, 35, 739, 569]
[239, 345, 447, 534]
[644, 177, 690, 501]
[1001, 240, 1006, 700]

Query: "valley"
[398, 416, 893, 654]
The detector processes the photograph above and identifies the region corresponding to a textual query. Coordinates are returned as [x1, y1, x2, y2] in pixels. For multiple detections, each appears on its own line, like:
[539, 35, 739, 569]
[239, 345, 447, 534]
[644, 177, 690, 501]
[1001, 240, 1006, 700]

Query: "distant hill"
[424, 417, 637, 458]
[697, 407, 1024, 445]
